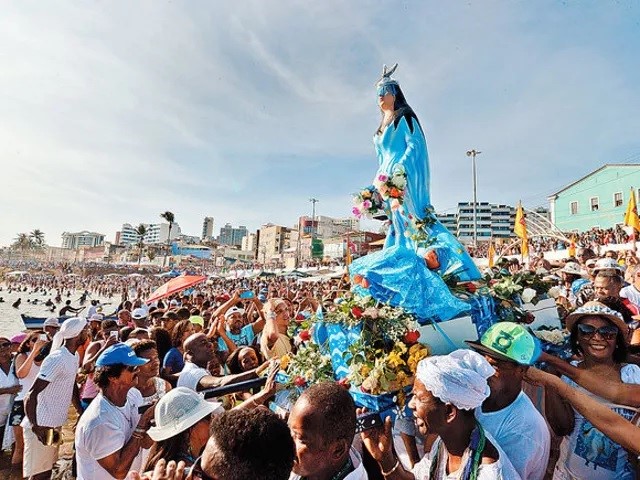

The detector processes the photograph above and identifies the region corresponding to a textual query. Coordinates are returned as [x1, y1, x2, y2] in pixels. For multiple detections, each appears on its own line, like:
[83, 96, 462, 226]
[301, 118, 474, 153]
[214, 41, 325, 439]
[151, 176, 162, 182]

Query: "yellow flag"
[568, 235, 577, 258]
[488, 239, 496, 268]
[514, 202, 529, 257]
[624, 188, 640, 232]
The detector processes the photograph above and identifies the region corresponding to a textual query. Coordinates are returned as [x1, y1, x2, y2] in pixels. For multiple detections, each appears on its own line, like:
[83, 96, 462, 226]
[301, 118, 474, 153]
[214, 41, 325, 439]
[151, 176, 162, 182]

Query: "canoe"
[21, 314, 117, 329]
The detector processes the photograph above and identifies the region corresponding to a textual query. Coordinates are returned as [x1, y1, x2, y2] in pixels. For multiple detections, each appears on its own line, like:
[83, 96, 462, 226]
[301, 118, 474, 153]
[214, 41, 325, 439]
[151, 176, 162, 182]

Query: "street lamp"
[309, 198, 319, 238]
[466, 149, 481, 247]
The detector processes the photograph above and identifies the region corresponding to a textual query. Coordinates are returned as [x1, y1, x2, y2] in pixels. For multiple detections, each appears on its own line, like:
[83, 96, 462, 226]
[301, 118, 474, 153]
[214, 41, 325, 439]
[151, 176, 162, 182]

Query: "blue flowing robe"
[350, 113, 481, 322]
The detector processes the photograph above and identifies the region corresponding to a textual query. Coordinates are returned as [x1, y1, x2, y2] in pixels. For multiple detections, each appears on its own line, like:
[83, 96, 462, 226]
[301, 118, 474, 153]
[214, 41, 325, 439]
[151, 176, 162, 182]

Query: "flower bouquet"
[352, 186, 384, 219]
[277, 343, 335, 398]
[373, 167, 406, 211]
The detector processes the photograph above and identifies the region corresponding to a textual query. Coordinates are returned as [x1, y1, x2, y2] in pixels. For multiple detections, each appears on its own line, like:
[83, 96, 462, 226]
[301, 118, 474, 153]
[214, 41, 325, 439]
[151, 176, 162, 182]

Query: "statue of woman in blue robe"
[350, 65, 481, 322]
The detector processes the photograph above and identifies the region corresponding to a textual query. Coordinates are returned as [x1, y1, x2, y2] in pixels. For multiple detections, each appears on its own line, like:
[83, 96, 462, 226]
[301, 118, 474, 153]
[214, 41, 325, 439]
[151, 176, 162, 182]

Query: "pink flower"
[362, 200, 372, 209]
[377, 174, 389, 182]
[352, 207, 361, 217]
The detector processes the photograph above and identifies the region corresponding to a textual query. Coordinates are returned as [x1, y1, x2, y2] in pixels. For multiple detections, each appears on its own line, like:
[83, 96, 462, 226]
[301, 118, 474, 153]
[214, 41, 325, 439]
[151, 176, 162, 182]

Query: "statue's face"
[377, 84, 396, 111]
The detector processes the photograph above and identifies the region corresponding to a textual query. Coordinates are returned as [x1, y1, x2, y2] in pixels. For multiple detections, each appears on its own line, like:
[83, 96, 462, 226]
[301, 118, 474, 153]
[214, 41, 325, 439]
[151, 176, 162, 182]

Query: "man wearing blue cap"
[466, 322, 550, 480]
[75, 343, 155, 480]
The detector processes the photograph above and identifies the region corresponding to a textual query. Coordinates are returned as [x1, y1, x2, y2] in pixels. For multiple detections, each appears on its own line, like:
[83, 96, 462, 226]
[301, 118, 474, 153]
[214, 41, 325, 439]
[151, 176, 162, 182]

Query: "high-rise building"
[257, 224, 292, 263]
[298, 215, 359, 238]
[117, 222, 181, 246]
[217, 223, 248, 247]
[202, 217, 214, 240]
[435, 203, 516, 243]
[241, 232, 257, 253]
[61, 231, 105, 249]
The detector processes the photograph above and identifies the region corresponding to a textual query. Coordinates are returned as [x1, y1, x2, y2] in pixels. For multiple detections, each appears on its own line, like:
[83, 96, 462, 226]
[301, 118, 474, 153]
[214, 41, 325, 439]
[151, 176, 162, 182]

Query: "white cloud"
[0, 2, 639, 246]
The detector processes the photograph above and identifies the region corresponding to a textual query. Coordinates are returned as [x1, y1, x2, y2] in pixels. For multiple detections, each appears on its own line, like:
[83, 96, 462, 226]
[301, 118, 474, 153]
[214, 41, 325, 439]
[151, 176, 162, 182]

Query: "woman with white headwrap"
[361, 349, 521, 480]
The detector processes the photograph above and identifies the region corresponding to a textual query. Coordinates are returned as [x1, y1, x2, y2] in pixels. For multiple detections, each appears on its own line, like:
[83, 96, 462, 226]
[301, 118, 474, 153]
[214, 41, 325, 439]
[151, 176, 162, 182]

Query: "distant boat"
[20, 314, 116, 329]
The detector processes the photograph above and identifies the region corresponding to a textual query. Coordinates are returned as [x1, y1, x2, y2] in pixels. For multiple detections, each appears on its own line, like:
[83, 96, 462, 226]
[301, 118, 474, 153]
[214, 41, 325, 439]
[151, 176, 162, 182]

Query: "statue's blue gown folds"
[350, 113, 481, 322]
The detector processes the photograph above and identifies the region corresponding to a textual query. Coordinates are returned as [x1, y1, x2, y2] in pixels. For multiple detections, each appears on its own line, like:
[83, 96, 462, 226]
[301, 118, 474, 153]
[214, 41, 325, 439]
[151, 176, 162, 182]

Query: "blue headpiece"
[376, 63, 399, 97]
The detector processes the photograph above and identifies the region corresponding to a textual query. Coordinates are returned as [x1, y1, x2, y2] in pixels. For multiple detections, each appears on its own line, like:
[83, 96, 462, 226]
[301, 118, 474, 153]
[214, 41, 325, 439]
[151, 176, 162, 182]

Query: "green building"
[548, 164, 640, 232]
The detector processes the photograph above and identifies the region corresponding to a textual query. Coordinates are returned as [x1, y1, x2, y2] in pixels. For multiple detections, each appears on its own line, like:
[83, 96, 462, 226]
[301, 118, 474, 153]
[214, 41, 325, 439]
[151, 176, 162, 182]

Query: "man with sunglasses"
[466, 323, 550, 480]
[75, 343, 155, 480]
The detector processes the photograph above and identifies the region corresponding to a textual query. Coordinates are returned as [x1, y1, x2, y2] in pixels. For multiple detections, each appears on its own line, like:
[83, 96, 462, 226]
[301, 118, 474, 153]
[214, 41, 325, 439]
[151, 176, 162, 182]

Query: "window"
[590, 197, 599, 212]
[570, 201, 578, 215]
[614, 192, 623, 207]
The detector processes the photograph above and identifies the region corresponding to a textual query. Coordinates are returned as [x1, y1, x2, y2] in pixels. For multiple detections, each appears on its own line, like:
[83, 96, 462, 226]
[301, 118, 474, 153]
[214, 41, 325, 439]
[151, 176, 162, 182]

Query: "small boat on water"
[21, 314, 117, 329]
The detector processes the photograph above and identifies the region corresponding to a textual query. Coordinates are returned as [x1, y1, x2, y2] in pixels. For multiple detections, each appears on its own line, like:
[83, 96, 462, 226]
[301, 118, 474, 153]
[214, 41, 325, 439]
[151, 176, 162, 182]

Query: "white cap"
[89, 313, 104, 322]
[132, 308, 148, 320]
[593, 258, 625, 274]
[147, 387, 223, 442]
[43, 317, 60, 328]
[224, 306, 244, 320]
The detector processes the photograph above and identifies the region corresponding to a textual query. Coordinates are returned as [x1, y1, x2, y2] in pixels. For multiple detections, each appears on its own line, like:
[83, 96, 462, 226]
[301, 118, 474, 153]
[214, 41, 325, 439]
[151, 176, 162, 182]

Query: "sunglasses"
[577, 323, 618, 340]
[186, 456, 215, 480]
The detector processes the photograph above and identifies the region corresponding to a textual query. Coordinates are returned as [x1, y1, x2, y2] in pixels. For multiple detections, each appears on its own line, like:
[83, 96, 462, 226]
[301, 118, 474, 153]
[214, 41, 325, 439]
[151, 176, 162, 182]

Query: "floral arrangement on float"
[276, 295, 430, 413]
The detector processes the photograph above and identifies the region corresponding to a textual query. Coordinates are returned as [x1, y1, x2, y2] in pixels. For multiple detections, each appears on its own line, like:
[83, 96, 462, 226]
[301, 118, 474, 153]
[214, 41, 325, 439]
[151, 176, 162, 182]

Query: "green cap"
[465, 322, 541, 366]
[189, 315, 204, 327]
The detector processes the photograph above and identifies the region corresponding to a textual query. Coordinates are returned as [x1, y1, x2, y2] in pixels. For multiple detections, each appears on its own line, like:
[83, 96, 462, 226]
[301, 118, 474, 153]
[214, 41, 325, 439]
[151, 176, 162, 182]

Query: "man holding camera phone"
[208, 289, 265, 355]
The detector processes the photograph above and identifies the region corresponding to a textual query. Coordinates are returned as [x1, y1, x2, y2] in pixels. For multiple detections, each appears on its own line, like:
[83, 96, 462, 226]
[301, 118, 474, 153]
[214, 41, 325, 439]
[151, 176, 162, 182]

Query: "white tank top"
[15, 357, 40, 401]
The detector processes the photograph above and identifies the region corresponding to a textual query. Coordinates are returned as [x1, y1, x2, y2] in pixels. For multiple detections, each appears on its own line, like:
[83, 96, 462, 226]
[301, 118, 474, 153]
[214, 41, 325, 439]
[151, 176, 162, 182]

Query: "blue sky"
[2, 1, 639, 247]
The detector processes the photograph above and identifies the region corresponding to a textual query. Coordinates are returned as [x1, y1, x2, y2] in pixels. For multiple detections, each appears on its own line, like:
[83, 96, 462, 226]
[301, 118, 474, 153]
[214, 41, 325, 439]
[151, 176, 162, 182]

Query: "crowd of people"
[468, 226, 635, 258]
[0, 241, 639, 479]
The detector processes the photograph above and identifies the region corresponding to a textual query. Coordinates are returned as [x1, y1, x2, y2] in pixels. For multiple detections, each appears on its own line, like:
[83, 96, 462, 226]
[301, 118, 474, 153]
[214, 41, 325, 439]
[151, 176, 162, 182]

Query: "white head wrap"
[415, 349, 495, 410]
[51, 317, 87, 352]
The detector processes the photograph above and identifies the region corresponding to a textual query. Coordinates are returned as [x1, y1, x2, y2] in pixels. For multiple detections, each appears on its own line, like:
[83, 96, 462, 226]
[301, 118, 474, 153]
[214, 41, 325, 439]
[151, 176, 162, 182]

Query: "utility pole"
[466, 150, 481, 247]
[309, 198, 319, 238]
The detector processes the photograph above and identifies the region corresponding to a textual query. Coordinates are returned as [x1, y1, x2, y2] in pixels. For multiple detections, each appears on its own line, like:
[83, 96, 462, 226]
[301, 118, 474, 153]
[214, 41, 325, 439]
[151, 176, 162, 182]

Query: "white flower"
[547, 286, 561, 299]
[534, 329, 566, 345]
[521, 288, 537, 304]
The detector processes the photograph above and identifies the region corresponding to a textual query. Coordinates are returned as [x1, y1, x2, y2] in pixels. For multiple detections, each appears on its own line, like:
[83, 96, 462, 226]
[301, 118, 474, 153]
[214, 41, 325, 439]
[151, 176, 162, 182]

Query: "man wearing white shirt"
[289, 382, 368, 480]
[177, 333, 257, 392]
[23, 317, 87, 480]
[467, 322, 550, 480]
[621, 265, 640, 308]
[75, 343, 155, 480]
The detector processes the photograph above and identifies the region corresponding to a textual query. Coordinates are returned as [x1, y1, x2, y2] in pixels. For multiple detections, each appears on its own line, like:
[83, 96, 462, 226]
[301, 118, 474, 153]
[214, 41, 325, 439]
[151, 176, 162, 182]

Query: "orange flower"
[389, 187, 401, 198]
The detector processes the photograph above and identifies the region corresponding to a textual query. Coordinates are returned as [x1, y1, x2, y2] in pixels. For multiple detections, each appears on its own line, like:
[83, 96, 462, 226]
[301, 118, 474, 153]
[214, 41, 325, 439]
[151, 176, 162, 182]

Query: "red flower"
[298, 330, 311, 341]
[522, 312, 535, 324]
[464, 282, 477, 294]
[295, 313, 305, 323]
[351, 306, 364, 318]
[293, 376, 306, 387]
[404, 330, 421, 344]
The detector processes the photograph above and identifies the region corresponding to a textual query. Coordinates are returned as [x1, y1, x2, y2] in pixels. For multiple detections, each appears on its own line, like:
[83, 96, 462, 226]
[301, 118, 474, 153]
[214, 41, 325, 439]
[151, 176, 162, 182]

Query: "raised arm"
[541, 352, 640, 407]
[527, 367, 640, 455]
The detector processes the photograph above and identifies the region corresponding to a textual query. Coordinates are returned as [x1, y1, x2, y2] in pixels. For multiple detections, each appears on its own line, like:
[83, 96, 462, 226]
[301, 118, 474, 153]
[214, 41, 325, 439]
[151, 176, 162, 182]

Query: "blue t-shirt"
[218, 324, 256, 352]
[163, 347, 185, 374]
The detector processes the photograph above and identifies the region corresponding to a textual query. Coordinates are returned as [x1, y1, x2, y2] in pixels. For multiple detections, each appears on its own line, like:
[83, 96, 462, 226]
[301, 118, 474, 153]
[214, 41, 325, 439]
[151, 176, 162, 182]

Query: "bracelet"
[381, 459, 400, 477]
[134, 427, 147, 434]
[131, 432, 145, 440]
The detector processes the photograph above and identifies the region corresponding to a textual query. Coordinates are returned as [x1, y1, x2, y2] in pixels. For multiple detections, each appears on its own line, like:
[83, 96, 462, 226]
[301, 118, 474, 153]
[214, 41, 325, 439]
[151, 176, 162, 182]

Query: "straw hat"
[565, 301, 629, 337]
[147, 387, 223, 442]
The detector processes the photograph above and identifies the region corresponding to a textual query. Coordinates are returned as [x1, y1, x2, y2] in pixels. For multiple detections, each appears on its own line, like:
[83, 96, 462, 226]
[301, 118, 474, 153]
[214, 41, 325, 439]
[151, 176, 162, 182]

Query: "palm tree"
[160, 211, 175, 267]
[13, 233, 33, 252]
[135, 224, 148, 265]
[30, 229, 45, 248]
